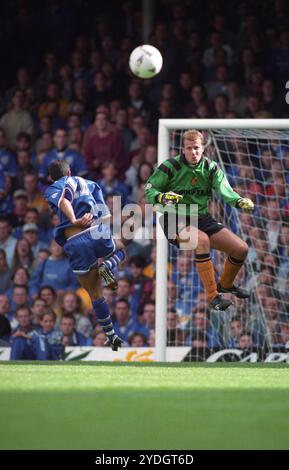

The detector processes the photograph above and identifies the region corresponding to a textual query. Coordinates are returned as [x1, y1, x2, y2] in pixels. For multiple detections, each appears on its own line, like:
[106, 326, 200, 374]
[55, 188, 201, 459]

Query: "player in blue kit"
[45, 160, 126, 350]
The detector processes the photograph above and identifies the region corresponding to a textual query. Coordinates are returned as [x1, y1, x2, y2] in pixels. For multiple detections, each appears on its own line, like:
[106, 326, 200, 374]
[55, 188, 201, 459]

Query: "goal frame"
[155, 118, 289, 362]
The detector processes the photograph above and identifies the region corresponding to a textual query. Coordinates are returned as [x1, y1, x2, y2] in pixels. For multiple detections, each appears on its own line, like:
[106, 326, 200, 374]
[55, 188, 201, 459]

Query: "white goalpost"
[155, 119, 289, 362]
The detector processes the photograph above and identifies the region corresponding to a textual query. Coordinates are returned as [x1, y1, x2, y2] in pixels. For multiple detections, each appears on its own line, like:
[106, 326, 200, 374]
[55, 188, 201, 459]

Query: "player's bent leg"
[192, 229, 232, 311]
[99, 247, 126, 291]
[77, 270, 123, 351]
[209, 228, 249, 298]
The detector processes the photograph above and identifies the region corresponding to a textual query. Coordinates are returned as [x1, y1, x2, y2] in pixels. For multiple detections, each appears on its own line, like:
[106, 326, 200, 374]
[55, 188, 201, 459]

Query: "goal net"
[155, 119, 289, 362]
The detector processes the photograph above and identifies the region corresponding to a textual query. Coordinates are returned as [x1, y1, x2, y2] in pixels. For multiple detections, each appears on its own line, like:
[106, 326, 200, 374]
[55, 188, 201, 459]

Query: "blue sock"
[103, 249, 125, 270]
[93, 298, 115, 338]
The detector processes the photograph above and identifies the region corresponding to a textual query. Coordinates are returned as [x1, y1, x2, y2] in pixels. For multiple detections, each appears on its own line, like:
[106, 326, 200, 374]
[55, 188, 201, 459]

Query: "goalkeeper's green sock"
[195, 253, 218, 302]
[220, 255, 245, 289]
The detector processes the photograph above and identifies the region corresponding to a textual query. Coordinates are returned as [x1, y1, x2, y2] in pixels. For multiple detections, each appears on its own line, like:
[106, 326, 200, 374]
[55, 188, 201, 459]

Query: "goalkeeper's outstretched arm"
[211, 163, 254, 212]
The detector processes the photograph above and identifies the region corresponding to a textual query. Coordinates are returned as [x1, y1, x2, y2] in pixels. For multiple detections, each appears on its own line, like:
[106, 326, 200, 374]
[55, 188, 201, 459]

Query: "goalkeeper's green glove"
[236, 197, 254, 213]
[157, 191, 183, 205]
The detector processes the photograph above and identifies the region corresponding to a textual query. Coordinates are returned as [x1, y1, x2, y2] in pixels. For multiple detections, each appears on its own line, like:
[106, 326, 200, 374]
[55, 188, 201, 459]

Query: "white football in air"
[129, 45, 163, 79]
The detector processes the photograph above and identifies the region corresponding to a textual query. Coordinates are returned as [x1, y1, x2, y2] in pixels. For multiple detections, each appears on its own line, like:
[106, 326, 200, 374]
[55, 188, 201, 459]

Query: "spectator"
[15, 150, 35, 189]
[11, 237, 34, 272]
[0, 294, 12, 325]
[71, 50, 90, 83]
[6, 266, 30, 302]
[9, 306, 36, 359]
[0, 128, 18, 178]
[227, 81, 247, 117]
[39, 128, 87, 182]
[171, 254, 200, 316]
[143, 245, 156, 280]
[239, 48, 257, 86]
[203, 31, 234, 70]
[92, 329, 107, 347]
[59, 314, 90, 346]
[126, 81, 148, 118]
[126, 255, 153, 309]
[191, 330, 208, 350]
[11, 305, 34, 336]
[60, 290, 93, 338]
[13, 208, 47, 244]
[245, 94, 261, 118]
[0, 217, 17, 268]
[82, 111, 126, 178]
[266, 199, 282, 252]
[31, 297, 47, 327]
[29, 239, 78, 298]
[73, 79, 89, 109]
[38, 310, 63, 360]
[114, 108, 134, 155]
[89, 71, 115, 111]
[190, 310, 223, 349]
[97, 161, 130, 207]
[10, 309, 62, 360]
[23, 173, 49, 214]
[38, 82, 69, 121]
[22, 223, 49, 258]
[0, 291, 14, 335]
[113, 298, 139, 346]
[227, 317, 243, 347]
[3, 67, 31, 110]
[35, 52, 59, 100]
[68, 126, 83, 152]
[8, 190, 29, 229]
[275, 222, 289, 294]
[0, 89, 34, 149]
[59, 64, 73, 101]
[238, 331, 253, 350]
[183, 85, 208, 118]
[213, 94, 229, 118]
[10, 284, 30, 316]
[176, 72, 193, 107]
[167, 309, 186, 346]
[206, 64, 230, 101]
[129, 162, 154, 202]
[0, 249, 12, 294]
[143, 145, 157, 168]
[150, 99, 175, 133]
[0, 315, 11, 346]
[128, 332, 147, 347]
[39, 286, 58, 312]
[138, 301, 155, 338]
[260, 296, 285, 347]
[34, 248, 51, 266]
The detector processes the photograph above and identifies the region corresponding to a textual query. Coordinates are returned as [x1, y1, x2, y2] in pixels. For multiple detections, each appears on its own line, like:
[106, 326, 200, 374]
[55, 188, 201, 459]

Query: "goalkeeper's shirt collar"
[180, 153, 204, 168]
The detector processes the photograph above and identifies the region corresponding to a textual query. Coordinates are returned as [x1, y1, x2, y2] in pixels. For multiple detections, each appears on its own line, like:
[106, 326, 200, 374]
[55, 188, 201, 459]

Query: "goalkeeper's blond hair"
[183, 130, 204, 144]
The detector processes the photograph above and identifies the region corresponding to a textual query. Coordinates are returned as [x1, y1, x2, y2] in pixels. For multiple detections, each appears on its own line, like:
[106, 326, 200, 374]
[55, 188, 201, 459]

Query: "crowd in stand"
[0, 0, 289, 358]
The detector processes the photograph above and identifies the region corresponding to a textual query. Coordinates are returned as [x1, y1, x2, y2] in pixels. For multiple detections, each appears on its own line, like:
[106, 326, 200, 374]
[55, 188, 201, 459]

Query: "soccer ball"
[129, 45, 163, 79]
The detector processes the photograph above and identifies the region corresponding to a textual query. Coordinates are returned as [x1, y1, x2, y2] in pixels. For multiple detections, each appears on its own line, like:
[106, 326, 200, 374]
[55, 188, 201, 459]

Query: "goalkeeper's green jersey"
[145, 154, 241, 216]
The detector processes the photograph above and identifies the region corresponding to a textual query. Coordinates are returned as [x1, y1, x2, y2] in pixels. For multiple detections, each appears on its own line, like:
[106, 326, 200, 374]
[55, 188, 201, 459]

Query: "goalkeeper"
[145, 130, 254, 311]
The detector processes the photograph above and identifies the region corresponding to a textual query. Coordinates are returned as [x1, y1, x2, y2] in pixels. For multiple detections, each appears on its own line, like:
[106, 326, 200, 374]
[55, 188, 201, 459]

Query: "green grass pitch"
[0, 362, 289, 450]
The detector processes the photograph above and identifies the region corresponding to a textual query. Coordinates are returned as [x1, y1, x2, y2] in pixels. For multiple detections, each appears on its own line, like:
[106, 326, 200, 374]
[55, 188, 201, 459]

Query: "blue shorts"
[63, 224, 116, 274]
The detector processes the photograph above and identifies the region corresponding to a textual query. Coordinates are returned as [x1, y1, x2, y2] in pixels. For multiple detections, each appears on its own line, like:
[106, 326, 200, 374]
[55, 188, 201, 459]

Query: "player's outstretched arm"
[59, 198, 93, 227]
[210, 163, 254, 212]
